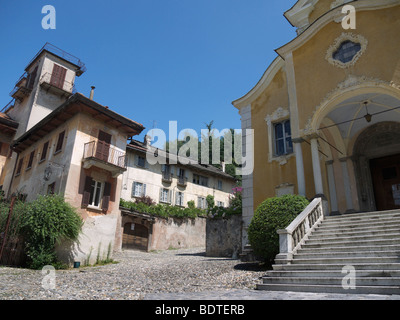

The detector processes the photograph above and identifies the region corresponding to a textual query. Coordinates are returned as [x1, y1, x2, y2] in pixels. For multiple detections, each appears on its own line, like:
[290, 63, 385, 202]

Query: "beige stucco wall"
[150, 217, 206, 251]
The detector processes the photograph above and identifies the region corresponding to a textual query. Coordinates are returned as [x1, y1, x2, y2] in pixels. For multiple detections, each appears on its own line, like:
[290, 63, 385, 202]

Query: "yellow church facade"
[233, 0, 400, 248]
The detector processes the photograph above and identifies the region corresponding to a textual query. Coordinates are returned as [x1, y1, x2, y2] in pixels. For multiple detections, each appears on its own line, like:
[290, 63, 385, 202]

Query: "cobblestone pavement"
[0, 247, 399, 300]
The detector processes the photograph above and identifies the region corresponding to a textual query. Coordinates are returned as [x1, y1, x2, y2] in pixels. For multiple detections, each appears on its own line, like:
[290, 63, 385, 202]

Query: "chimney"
[221, 161, 226, 172]
[144, 134, 152, 147]
[89, 86, 95, 100]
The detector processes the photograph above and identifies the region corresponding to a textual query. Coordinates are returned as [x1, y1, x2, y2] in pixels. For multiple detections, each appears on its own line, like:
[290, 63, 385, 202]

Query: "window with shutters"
[132, 182, 146, 198]
[40, 141, 49, 163]
[26, 150, 35, 170]
[15, 157, 24, 176]
[82, 176, 112, 213]
[197, 196, 206, 209]
[160, 188, 171, 204]
[50, 64, 67, 90]
[176, 191, 184, 207]
[55, 131, 65, 154]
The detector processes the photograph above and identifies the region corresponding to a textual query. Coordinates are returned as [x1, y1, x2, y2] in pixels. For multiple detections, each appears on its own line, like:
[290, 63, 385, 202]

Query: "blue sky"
[0, 0, 296, 145]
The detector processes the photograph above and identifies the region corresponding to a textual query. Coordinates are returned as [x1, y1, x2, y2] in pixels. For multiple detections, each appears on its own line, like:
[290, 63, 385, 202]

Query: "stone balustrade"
[275, 197, 325, 264]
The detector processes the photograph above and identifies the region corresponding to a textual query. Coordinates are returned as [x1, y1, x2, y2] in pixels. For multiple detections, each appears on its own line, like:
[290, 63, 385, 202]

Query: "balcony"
[177, 176, 188, 187]
[10, 72, 32, 101]
[40, 72, 75, 97]
[83, 140, 126, 177]
[162, 172, 173, 184]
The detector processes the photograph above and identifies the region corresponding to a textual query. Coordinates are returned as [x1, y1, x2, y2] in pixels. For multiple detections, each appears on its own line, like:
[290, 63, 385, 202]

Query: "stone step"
[325, 209, 400, 221]
[256, 283, 400, 295]
[302, 238, 400, 249]
[319, 216, 400, 229]
[265, 270, 400, 278]
[297, 244, 400, 254]
[311, 227, 400, 238]
[293, 250, 400, 259]
[306, 232, 400, 244]
[291, 256, 400, 265]
[262, 276, 400, 286]
[272, 263, 400, 271]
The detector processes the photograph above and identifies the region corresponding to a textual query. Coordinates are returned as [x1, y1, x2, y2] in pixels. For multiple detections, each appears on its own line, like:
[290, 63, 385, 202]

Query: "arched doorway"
[353, 122, 400, 212]
[122, 222, 149, 251]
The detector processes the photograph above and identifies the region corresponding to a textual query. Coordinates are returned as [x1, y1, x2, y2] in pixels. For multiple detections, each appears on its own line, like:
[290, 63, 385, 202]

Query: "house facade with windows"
[233, 0, 400, 250]
[120, 138, 237, 209]
[0, 44, 145, 264]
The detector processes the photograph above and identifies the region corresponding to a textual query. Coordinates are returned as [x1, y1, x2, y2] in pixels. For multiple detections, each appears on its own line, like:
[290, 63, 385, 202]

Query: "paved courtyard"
[0, 247, 399, 300]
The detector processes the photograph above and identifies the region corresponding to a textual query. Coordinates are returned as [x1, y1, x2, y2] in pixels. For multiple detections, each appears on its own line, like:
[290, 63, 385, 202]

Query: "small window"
[16, 157, 24, 176]
[197, 196, 206, 209]
[81, 176, 111, 213]
[160, 188, 171, 203]
[217, 201, 224, 208]
[217, 180, 223, 191]
[176, 191, 184, 207]
[137, 156, 146, 168]
[55, 131, 65, 153]
[274, 120, 293, 156]
[333, 41, 361, 64]
[40, 141, 49, 162]
[132, 182, 146, 198]
[26, 150, 35, 170]
[88, 180, 104, 208]
[193, 174, 208, 187]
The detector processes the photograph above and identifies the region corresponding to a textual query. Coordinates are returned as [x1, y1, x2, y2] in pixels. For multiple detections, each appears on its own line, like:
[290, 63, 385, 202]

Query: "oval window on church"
[332, 40, 361, 64]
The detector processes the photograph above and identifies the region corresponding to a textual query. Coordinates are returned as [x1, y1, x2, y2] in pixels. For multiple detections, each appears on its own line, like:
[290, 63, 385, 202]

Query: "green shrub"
[120, 199, 206, 219]
[21, 194, 83, 269]
[248, 194, 309, 264]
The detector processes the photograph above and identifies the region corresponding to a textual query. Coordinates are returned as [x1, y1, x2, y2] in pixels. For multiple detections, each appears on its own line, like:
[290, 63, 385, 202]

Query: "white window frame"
[160, 188, 171, 204]
[216, 201, 224, 208]
[175, 191, 184, 207]
[132, 182, 146, 198]
[197, 196, 206, 209]
[273, 119, 293, 157]
[88, 180, 104, 210]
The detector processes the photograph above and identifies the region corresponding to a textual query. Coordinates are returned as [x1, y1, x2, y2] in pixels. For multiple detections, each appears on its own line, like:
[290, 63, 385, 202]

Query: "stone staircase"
[258, 209, 400, 295]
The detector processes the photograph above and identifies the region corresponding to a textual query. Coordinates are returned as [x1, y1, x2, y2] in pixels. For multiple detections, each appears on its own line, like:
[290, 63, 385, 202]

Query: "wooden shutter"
[55, 131, 65, 153]
[41, 141, 49, 161]
[82, 176, 93, 207]
[102, 182, 112, 213]
[50, 64, 67, 89]
[96, 131, 112, 162]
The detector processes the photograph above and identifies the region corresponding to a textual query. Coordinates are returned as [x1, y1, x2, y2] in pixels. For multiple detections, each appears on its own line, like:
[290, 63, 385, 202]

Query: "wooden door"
[122, 223, 149, 251]
[96, 130, 112, 162]
[370, 154, 400, 211]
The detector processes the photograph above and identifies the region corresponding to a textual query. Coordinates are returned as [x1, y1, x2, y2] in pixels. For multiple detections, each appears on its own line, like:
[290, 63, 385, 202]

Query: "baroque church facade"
[233, 0, 400, 248]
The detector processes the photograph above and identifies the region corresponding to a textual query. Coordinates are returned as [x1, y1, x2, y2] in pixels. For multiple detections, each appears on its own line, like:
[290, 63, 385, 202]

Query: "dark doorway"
[122, 223, 149, 251]
[370, 154, 400, 211]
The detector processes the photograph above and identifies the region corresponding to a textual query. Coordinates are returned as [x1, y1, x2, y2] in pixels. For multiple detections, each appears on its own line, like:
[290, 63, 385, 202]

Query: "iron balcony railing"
[162, 172, 173, 183]
[40, 72, 75, 93]
[177, 176, 188, 187]
[26, 42, 87, 75]
[83, 140, 126, 169]
[1, 99, 15, 113]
